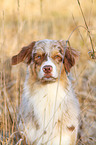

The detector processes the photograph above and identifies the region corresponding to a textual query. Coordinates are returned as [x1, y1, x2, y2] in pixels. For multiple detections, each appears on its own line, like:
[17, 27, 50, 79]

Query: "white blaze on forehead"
[41, 57, 56, 68]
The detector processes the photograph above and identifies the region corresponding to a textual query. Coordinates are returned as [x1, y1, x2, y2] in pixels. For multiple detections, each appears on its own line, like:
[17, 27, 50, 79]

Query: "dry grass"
[0, 0, 96, 144]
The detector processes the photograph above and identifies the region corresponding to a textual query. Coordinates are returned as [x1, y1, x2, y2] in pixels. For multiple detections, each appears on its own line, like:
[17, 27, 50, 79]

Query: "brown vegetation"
[0, 0, 96, 144]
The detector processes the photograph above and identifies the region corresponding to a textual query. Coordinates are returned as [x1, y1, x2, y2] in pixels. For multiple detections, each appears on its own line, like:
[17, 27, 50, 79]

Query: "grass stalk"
[77, 0, 95, 58]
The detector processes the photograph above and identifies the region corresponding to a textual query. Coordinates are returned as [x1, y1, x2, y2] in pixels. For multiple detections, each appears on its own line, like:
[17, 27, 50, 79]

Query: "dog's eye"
[54, 55, 62, 62]
[34, 54, 44, 64]
[37, 55, 41, 59]
[35, 55, 41, 60]
[55, 55, 59, 58]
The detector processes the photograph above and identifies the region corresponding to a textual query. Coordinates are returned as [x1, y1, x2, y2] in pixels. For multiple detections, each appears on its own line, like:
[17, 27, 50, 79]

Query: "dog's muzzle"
[38, 58, 58, 82]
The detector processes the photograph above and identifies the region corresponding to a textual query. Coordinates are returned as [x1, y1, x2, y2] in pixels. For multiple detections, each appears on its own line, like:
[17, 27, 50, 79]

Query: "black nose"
[43, 65, 53, 73]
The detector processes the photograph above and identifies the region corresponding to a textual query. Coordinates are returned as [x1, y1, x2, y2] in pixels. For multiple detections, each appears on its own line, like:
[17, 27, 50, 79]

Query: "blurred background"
[0, 0, 96, 144]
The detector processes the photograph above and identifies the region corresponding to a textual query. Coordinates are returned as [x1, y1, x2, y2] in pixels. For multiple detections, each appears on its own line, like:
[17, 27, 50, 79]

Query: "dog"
[12, 39, 80, 145]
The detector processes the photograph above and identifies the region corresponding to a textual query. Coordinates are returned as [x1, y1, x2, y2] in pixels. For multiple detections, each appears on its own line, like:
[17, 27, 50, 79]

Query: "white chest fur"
[30, 82, 66, 125]
[19, 80, 80, 145]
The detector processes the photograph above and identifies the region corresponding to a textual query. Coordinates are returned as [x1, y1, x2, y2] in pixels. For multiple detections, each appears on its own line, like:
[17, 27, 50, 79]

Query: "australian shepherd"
[12, 39, 80, 145]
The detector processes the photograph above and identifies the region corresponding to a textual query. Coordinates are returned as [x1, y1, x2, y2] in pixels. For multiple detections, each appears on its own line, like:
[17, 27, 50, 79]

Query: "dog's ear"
[64, 47, 79, 72]
[12, 41, 35, 65]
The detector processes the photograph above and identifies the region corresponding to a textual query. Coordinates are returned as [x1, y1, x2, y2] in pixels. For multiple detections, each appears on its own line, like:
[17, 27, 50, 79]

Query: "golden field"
[0, 0, 96, 144]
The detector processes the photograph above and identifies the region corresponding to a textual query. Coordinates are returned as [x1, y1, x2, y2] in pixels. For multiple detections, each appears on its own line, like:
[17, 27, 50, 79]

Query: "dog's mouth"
[44, 73, 52, 78]
[41, 74, 57, 82]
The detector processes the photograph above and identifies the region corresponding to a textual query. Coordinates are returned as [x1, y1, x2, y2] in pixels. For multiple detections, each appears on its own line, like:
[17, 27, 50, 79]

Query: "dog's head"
[12, 39, 79, 82]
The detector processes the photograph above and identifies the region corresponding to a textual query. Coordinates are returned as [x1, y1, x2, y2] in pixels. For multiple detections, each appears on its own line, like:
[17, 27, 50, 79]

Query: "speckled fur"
[12, 39, 80, 145]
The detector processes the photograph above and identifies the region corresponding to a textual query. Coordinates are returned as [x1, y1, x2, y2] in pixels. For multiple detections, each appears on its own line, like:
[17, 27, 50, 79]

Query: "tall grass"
[0, 0, 96, 144]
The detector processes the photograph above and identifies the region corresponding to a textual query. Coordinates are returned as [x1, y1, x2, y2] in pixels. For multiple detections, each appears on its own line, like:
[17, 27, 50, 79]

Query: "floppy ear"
[12, 41, 35, 65]
[64, 47, 79, 72]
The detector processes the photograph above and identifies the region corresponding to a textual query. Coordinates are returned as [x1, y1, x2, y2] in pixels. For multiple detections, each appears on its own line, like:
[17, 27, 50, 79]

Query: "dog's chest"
[27, 82, 67, 130]
[21, 81, 79, 144]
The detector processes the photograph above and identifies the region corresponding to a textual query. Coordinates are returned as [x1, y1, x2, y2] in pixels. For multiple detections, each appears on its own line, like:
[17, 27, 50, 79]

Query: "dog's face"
[12, 39, 79, 83]
[32, 40, 64, 82]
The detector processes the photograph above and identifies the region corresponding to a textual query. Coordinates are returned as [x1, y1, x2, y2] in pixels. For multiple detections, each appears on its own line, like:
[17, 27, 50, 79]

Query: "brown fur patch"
[67, 125, 75, 131]
[64, 47, 79, 72]
[60, 64, 68, 89]
[33, 53, 46, 65]
[12, 41, 35, 65]
[51, 50, 62, 63]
